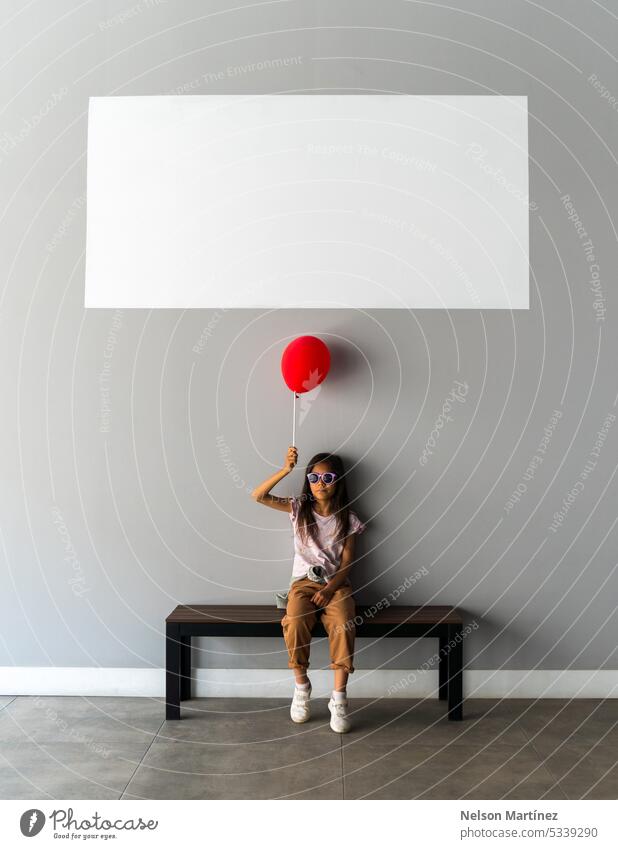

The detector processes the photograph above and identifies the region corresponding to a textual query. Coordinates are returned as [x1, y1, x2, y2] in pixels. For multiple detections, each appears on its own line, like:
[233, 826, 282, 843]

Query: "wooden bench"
[165, 604, 464, 721]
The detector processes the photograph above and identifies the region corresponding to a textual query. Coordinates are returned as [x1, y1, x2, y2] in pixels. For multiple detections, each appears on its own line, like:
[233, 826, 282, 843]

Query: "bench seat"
[165, 604, 464, 721]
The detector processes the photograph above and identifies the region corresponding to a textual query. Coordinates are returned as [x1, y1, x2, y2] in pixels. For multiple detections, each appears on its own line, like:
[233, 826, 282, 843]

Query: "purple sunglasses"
[307, 472, 338, 485]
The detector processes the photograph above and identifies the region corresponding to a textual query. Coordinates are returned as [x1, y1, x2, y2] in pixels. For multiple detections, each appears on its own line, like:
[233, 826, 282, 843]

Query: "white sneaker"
[290, 684, 312, 723]
[328, 695, 351, 733]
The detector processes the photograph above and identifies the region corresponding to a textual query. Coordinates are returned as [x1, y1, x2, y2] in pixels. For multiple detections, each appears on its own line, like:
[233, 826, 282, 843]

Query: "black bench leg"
[438, 631, 448, 700]
[166, 623, 181, 720]
[447, 624, 463, 721]
[180, 635, 192, 702]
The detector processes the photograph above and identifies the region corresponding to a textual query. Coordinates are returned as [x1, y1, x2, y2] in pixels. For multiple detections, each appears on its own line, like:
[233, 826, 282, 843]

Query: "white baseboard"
[1, 668, 617, 699]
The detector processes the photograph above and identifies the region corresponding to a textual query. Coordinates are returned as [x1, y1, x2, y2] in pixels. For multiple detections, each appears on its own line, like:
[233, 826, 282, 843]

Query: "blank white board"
[85, 95, 529, 309]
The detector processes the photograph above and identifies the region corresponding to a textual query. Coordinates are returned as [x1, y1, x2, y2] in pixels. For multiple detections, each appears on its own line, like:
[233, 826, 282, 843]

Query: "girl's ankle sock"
[296, 681, 311, 690]
[332, 689, 347, 702]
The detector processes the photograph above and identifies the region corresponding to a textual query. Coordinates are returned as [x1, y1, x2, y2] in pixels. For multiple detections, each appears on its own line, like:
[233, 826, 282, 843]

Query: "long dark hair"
[296, 452, 352, 547]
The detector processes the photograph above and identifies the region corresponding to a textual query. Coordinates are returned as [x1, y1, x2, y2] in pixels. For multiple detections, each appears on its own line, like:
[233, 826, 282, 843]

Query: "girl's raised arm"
[251, 446, 298, 512]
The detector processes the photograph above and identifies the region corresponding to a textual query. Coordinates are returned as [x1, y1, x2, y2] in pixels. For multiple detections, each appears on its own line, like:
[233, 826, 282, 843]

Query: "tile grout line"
[518, 719, 570, 801]
[118, 717, 166, 800]
[0, 696, 18, 712]
[340, 734, 345, 800]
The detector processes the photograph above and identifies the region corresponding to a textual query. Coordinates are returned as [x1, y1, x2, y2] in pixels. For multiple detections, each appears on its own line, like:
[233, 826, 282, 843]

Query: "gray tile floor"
[0, 695, 616, 799]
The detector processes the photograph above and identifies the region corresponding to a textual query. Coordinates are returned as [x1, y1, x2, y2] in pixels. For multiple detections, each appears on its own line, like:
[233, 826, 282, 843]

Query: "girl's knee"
[284, 602, 307, 619]
[282, 616, 312, 635]
[334, 600, 356, 624]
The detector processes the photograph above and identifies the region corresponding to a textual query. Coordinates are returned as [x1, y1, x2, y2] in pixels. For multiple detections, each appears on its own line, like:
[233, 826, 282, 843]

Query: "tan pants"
[281, 577, 356, 673]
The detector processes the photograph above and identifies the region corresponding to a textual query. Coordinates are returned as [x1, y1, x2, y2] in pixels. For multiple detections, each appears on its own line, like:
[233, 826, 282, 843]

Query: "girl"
[251, 446, 366, 733]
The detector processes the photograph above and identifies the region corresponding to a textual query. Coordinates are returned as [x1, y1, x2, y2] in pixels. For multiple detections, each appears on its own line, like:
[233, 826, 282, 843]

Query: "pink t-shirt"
[289, 496, 366, 579]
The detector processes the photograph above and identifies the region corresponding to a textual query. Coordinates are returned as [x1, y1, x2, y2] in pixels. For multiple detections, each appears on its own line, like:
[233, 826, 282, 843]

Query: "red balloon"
[281, 336, 331, 394]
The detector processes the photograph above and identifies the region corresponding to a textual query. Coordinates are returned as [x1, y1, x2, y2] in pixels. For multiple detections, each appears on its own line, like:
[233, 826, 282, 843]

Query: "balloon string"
[292, 392, 296, 447]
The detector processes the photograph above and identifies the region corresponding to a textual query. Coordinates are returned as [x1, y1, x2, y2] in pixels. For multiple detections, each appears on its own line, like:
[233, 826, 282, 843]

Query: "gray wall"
[1, 0, 617, 675]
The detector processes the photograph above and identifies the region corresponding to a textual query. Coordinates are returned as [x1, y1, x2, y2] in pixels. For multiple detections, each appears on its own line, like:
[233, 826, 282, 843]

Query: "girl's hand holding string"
[283, 445, 298, 472]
